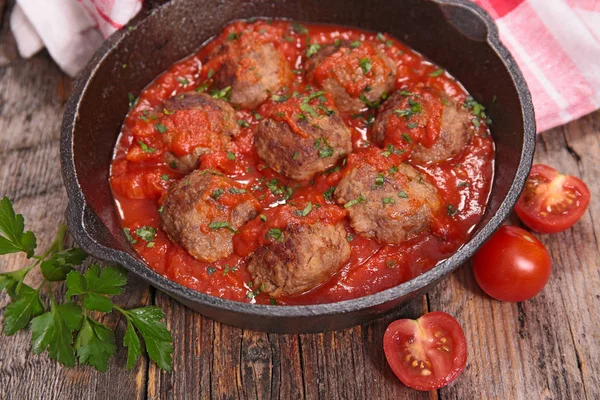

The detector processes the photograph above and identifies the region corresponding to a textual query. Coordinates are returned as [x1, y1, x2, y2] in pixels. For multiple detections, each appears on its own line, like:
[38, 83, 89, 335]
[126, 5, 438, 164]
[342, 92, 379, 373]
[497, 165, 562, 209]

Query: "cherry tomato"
[383, 311, 467, 391]
[515, 164, 590, 233]
[473, 225, 551, 302]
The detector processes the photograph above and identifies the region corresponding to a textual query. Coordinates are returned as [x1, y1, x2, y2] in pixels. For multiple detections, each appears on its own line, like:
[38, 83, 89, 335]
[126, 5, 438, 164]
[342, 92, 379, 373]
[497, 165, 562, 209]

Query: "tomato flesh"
[473, 225, 551, 302]
[383, 311, 467, 391]
[515, 164, 590, 233]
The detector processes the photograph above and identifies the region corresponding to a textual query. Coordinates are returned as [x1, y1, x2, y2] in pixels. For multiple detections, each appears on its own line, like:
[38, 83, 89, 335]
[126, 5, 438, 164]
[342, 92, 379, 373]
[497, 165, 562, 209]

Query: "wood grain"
[1, 1, 600, 398]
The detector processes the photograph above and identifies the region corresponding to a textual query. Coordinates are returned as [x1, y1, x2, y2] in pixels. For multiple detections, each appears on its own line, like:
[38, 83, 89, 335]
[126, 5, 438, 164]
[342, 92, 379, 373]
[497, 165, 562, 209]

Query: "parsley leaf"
[123, 320, 142, 370]
[208, 221, 236, 233]
[294, 202, 313, 217]
[265, 228, 284, 242]
[3, 288, 44, 335]
[344, 194, 365, 208]
[429, 68, 444, 77]
[41, 248, 88, 282]
[75, 317, 117, 372]
[30, 301, 83, 367]
[359, 57, 373, 74]
[118, 307, 173, 371]
[306, 43, 321, 58]
[0, 196, 37, 257]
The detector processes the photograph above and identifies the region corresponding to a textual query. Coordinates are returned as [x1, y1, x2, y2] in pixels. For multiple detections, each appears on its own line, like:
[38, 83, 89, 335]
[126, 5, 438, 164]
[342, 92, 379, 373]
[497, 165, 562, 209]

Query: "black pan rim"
[60, 0, 536, 320]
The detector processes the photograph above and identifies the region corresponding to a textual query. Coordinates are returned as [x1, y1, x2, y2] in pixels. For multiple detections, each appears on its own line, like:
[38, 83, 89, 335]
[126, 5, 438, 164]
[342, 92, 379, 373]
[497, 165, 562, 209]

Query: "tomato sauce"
[110, 20, 494, 305]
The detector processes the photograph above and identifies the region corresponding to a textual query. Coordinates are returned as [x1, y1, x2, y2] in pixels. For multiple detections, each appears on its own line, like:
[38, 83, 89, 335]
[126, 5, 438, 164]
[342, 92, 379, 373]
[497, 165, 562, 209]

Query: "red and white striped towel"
[9, 0, 600, 132]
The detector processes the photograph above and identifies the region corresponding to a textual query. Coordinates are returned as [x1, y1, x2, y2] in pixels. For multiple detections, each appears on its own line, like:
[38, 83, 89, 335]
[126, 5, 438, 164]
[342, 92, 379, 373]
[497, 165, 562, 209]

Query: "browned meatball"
[254, 93, 352, 181]
[158, 92, 239, 173]
[209, 34, 292, 109]
[305, 41, 396, 113]
[247, 222, 351, 297]
[371, 87, 470, 164]
[334, 163, 441, 243]
[160, 170, 260, 262]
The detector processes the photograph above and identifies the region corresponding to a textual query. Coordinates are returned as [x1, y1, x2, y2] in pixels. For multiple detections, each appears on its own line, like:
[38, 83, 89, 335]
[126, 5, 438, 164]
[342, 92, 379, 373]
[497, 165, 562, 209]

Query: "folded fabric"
[9, 0, 600, 132]
[10, 0, 141, 77]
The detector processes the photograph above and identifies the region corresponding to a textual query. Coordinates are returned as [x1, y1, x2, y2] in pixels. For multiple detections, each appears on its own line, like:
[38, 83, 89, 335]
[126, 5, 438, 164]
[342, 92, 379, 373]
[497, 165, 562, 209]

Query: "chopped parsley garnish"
[344, 194, 365, 208]
[359, 57, 373, 74]
[208, 221, 236, 232]
[447, 204, 459, 217]
[464, 96, 491, 126]
[123, 228, 137, 244]
[293, 151, 299, 160]
[155, 123, 168, 133]
[429, 69, 444, 77]
[398, 90, 414, 96]
[237, 119, 250, 128]
[128, 93, 139, 109]
[135, 226, 156, 242]
[226, 151, 236, 160]
[176, 77, 189, 86]
[346, 234, 354, 242]
[389, 165, 399, 174]
[376, 32, 386, 42]
[299, 102, 318, 117]
[266, 179, 293, 200]
[292, 23, 308, 35]
[407, 122, 418, 129]
[158, 206, 164, 214]
[372, 173, 385, 189]
[382, 197, 395, 205]
[381, 144, 405, 157]
[259, 214, 267, 222]
[228, 188, 247, 194]
[350, 40, 361, 48]
[160, 174, 170, 181]
[317, 138, 334, 158]
[207, 267, 217, 276]
[222, 265, 237, 276]
[227, 31, 241, 41]
[398, 190, 409, 199]
[137, 140, 156, 154]
[211, 188, 224, 200]
[282, 35, 294, 43]
[306, 43, 321, 58]
[253, 112, 262, 120]
[195, 82, 210, 92]
[294, 202, 313, 217]
[207, 69, 215, 78]
[271, 94, 289, 103]
[269, 298, 278, 305]
[265, 228, 284, 242]
[334, 39, 342, 47]
[393, 99, 422, 119]
[402, 133, 413, 144]
[457, 181, 469, 188]
[210, 86, 231, 100]
[324, 186, 336, 202]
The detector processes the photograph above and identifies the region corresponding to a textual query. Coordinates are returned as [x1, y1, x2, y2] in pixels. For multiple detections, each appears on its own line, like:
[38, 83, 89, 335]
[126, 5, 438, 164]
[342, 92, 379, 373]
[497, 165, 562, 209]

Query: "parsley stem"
[113, 305, 131, 320]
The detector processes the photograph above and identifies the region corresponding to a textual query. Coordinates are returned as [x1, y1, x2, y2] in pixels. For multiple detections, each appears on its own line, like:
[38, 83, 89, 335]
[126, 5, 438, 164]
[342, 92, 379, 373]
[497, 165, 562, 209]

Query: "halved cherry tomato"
[515, 164, 590, 233]
[473, 225, 551, 302]
[383, 311, 467, 391]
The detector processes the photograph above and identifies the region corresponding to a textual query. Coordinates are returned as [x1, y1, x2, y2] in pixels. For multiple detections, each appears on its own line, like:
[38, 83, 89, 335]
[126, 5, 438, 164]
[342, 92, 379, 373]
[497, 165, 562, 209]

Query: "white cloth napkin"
[10, 0, 142, 77]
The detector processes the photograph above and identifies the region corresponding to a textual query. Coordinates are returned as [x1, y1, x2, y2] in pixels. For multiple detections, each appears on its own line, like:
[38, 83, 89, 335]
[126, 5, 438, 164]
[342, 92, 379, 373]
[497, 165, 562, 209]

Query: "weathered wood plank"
[429, 111, 600, 400]
[0, 11, 151, 396]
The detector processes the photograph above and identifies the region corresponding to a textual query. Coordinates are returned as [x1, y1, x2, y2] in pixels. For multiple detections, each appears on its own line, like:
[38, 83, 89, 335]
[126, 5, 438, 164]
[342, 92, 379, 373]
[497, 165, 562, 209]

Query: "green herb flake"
[344, 194, 365, 208]
[346, 234, 354, 242]
[211, 188, 224, 200]
[294, 202, 313, 217]
[350, 40, 361, 48]
[265, 228, 284, 242]
[292, 23, 308, 35]
[324, 187, 336, 202]
[359, 57, 373, 74]
[237, 119, 250, 128]
[259, 214, 267, 222]
[334, 39, 342, 47]
[428, 68, 444, 77]
[299, 102, 318, 117]
[128, 93, 139, 109]
[402, 133, 413, 144]
[306, 43, 321, 58]
[155, 123, 168, 133]
[160, 174, 170, 181]
[372, 173, 385, 189]
[210, 86, 232, 101]
[398, 190, 409, 199]
[208, 221, 236, 233]
[207, 267, 217, 276]
[123, 228, 137, 244]
[293, 151, 299, 160]
[447, 204, 459, 217]
[229, 188, 247, 194]
[389, 165, 399, 174]
[207, 69, 215, 79]
[135, 226, 156, 242]
[382, 197, 395, 205]
[137, 141, 156, 154]
[176, 77, 189, 86]
[226, 151, 236, 160]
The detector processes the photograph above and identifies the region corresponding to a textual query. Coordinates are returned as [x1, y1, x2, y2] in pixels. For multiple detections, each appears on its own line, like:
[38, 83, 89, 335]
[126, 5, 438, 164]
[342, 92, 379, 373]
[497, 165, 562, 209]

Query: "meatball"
[305, 41, 396, 113]
[254, 94, 352, 181]
[247, 222, 351, 297]
[210, 35, 292, 109]
[160, 170, 260, 262]
[371, 87, 470, 164]
[158, 92, 239, 173]
[334, 163, 441, 243]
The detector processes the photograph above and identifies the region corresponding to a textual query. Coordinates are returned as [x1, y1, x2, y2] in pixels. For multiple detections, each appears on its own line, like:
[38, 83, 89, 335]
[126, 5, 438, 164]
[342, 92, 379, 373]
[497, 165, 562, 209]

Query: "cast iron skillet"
[60, 0, 535, 333]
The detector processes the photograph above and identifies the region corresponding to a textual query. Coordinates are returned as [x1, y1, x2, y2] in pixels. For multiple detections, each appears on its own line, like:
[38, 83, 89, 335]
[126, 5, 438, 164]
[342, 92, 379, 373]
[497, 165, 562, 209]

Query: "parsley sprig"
[0, 197, 173, 372]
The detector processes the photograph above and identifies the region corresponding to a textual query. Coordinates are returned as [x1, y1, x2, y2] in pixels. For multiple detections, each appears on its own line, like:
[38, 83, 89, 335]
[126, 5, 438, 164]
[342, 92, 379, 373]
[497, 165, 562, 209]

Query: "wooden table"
[1, 2, 599, 399]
